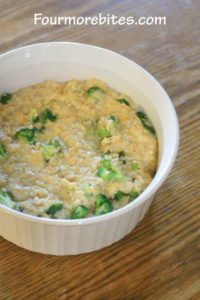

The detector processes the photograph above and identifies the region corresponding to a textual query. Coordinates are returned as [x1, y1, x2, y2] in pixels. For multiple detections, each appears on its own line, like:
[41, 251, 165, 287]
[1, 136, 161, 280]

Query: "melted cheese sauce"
[0, 78, 158, 219]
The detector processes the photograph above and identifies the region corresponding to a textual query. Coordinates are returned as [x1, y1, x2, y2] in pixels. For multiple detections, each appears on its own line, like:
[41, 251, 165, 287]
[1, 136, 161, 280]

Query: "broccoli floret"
[40, 109, 57, 124]
[87, 86, 103, 96]
[100, 159, 112, 169]
[28, 108, 57, 124]
[107, 116, 117, 123]
[97, 128, 112, 139]
[94, 194, 113, 216]
[0, 93, 12, 105]
[15, 127, 43, 144]
[0, 144, 7, 159]
[119, 151, 125, 158]
[117, 98, 130, 106]
[114, 190, 139, 202]
[131, 162, 140, 171]
[42, 138, 62, 162]
[114, 191, 127, 201]
[46, 203, 63, 218]
[96, 166, 110, 179]
[87, 86, 105, 102]
[29, 109, 39, 123]
[71, 205, 89, 219]
[87, 116, 117, 140]
[136, 111, 155, 134]
[129, 191, 139, 200]
[42, 144, 58, 162]
[108, 169, 124, 181]
[97, 116, 117, 139]
[118, 151, 127, 164]
[96, 159, 124, 181]
[0, 191, 15, 208]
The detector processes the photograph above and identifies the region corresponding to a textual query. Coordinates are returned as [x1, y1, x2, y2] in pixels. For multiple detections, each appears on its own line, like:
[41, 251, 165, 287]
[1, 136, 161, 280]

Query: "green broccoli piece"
[42, 144, 57, 162]
[46, 203, 63, 218]
[118, 151, 127, 164]
[131, 162, 140, 171]
[108, 169, 124, 181]
[87, 86, 105, 102]
[107, 116, 117, 123]
[28, 108, 57, 124]
[15, 127, 43, 144]
[0, 93, 12, 105]
[87, 116, 117, 140]
[114, 191, 127, 201]
[40, 109, 57, 124]
[96, 166, 110, 180]
[136, 111, 155, 134]
[119, 151, 125, 158]
[87, 86, 103, 96]
[94, 194, 113, 216]
[114, 190, 138, 202]
[42, 138, 62, 162]
[117, 98, 130, 106]
[71, 205, 89, 219]
[97, 128, 112, 139]
[100, 159, 112, 169]
[0, 144, 8, 159]
[97, 116, 117, 139]
[0, 191, 15, 208]
[129, 191, 139, 200]
[96, 159, 124, 181]
[29, 109, 39, 123]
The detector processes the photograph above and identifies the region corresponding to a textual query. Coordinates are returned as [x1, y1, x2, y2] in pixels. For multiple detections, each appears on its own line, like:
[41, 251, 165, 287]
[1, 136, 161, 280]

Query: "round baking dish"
[0, 42, 179, 255]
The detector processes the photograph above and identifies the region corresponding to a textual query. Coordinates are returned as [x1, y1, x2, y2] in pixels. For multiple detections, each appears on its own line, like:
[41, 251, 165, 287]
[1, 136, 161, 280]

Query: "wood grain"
[0, 0, 200, 299]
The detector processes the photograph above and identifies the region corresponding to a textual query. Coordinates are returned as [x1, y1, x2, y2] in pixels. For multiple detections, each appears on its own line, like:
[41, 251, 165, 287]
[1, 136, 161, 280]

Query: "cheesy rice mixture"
[0, 78, 157, 219]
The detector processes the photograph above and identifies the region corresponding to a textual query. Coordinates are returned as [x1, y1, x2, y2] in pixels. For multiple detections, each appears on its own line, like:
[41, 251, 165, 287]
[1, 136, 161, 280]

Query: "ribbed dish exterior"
[0, 196, 154, 255]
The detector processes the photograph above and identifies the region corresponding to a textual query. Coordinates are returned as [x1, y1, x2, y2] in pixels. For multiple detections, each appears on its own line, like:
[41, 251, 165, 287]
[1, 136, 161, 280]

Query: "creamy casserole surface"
[0, 78, 157, 219]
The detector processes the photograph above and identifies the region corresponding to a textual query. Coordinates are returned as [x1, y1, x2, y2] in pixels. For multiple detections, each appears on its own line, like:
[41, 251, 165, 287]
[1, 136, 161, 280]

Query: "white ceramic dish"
[0, 42, 179, 255]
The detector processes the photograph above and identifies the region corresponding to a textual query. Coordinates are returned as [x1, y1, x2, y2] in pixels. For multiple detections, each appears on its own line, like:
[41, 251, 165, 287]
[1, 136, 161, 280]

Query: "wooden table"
[0, 1, 200, 299]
